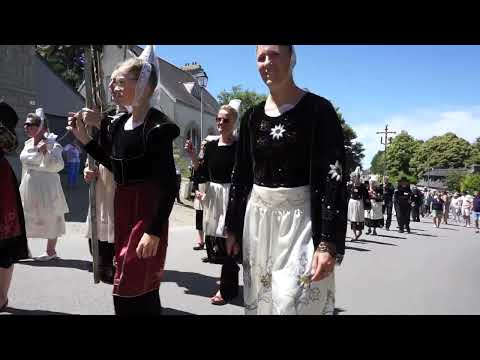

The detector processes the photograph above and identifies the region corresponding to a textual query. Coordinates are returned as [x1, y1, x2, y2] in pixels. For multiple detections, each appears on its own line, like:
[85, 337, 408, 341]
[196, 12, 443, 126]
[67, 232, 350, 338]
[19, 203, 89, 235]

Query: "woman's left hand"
[136, 233, 160, 259]
[311, 250, 335, 282]
[38, 142, 48, 154]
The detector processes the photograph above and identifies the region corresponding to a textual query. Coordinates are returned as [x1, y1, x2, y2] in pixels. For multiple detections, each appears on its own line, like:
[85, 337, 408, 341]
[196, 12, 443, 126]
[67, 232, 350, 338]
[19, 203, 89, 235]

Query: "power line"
[376, 124, 396, 176]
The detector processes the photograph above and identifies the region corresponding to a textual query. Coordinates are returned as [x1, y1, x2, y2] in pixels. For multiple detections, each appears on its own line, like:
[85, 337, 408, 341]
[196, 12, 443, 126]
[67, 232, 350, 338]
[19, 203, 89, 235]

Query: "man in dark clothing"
[381, 176, 395, 231]
[394, 177, 413, 233]
[410, 186, 423, 222]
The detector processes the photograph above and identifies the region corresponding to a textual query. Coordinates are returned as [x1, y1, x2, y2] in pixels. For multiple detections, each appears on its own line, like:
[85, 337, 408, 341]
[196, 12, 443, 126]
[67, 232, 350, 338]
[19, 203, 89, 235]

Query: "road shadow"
[162, 307, 196, 315]
[409, 228, 426, 231]
[17, 259, 92, 272]
[163, 270, 244, 307]
[375, 234, 407, 240]
[2, 307, 73, 315]
[355, 239, 398, 246]
[345, 245, 371, 252]
[411, 233, 438, 238]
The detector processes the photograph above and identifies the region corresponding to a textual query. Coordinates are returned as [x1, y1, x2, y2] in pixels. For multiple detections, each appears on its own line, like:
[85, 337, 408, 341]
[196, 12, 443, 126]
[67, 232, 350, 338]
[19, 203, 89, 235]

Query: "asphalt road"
[3, 202, 480, 315]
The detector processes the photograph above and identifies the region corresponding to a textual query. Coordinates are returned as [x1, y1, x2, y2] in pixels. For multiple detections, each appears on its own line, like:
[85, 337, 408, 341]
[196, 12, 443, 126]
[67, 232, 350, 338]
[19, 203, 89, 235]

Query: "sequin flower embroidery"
[328, 160, 343, 182]
[270, 124, 286, 140]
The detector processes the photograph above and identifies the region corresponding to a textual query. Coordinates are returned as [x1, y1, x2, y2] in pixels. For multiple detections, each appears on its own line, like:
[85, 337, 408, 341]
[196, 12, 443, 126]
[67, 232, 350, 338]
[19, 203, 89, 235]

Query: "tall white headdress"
[35, 107, 57, 142]
[228, 99, 242, 115]
[34, 108, 46, 138]
[133, 45, 162, 111]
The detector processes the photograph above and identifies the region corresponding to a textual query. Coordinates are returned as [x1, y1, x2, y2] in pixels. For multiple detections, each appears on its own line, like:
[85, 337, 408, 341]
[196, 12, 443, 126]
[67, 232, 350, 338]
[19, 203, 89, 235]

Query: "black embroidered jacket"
[224, 93, 348, 262]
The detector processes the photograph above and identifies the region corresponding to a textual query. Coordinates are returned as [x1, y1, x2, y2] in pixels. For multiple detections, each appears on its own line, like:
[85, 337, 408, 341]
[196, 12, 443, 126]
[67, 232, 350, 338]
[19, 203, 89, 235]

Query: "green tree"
[217, 85, 268, 118]
[36, 45, 96, 88]
[446, 171, 466, 192]
[370, 150, 385, 175]
[461, 174, 480, 193]
[335, 107, 365, 175]
[411, 132, 473, 178]
[384, 131, 421, 182]
[466, 137, 480, 166]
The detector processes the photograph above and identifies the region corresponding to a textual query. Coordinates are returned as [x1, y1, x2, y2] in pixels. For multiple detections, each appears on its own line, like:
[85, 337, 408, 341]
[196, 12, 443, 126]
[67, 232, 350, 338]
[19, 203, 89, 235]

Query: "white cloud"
[355, 106, 480, 168]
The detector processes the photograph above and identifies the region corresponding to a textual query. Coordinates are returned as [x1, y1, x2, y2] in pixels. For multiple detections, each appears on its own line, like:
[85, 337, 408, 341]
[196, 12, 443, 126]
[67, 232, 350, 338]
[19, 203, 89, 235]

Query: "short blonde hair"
[113, 57, 158, 92]
[219, 105, 238, 122]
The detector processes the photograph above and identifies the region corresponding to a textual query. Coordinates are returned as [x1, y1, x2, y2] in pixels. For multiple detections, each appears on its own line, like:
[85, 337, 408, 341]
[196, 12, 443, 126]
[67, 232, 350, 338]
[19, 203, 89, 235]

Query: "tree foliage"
[335, 107, 365, 175]
[35, 45, 98, 89]
[370, 151, 385, 175]
[466, 136, 480, 166]
[410, 132, 473, 178]
[384, 131, 421, 181]
[461, 174, 480, 193]
[446, 171, 466, 192]
[217, 85, 267, 119]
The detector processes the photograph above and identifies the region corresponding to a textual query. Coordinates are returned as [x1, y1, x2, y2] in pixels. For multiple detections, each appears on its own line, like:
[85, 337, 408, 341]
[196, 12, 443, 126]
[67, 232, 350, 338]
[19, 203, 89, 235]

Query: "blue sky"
[153, 45, 480, 167]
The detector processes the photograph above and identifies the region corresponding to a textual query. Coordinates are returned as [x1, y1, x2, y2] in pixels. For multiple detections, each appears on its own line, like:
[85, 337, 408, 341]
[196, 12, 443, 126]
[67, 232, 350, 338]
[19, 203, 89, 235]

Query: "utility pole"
[376, 124, 396, 176]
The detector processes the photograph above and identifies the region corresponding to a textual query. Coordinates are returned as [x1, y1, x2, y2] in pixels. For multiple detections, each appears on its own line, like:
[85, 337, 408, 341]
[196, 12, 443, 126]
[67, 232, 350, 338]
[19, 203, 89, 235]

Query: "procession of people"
[1, 44, 479, 315]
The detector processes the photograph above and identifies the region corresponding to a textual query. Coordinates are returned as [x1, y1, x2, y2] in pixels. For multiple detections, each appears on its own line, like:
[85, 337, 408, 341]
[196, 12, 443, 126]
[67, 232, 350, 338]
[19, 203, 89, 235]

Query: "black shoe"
[366, 229, 371, 235]
[99, 265, 115, 285]
[385, 227, 390, 231]
[201, 256, 210, 263]
[372, 230, 377, 236]
[399, 229, 404, 233]
[0, 299, 8, 312]
[406, 228, 411, 233]
[193, 243, 205, 251]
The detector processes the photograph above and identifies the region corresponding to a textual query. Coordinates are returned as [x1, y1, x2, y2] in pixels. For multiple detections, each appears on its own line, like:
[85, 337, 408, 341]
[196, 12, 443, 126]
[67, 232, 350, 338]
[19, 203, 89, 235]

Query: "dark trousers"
[411, 205, 421, 222]
[113, 289, 162, 315]
[383, 202, 393, 229]
[396, 205, 411, 230]
[175, 174, 182, 202]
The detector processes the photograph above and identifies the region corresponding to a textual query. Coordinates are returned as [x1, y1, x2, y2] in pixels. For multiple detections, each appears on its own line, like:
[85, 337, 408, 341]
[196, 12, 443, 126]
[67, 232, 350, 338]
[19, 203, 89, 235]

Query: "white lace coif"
[133, 45, 162, 111]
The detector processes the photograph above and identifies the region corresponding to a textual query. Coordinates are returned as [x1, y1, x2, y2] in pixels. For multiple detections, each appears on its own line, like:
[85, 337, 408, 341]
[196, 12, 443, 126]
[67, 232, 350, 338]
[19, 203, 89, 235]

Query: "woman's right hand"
[81, 108, 102, 129]
[84, 166, 99, 184]
[67, 111, 92, 145]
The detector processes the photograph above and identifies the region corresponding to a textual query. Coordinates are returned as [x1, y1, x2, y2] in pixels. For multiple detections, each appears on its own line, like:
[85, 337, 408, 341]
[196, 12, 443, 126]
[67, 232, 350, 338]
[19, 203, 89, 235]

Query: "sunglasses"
[24, 123, 39, 128]
[216, 117, 231, 124]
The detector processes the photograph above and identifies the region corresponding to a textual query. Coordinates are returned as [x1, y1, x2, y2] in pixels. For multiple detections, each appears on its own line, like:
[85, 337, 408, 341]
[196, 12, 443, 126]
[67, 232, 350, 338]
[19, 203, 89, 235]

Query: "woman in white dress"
[348, 167, 369, 241]
[224, 45, 347, 315]
[364, 178, 384, 236]
[19, 109, 68, 261]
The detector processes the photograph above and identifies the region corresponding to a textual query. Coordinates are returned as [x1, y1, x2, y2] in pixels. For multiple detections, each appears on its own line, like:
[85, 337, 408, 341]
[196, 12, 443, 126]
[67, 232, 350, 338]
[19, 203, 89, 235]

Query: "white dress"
[19, 138, 69, 239]
[242, 185, 335, 315]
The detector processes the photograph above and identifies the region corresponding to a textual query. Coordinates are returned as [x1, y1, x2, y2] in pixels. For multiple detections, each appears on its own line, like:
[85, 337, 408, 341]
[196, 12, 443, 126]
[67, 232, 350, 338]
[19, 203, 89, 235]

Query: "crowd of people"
[346, 172, 480, 240]
[1, 44, 479, 315]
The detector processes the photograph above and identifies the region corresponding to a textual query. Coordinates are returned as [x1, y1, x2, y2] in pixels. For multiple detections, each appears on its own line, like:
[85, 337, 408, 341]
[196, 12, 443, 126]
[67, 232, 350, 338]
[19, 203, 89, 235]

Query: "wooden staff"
[84, 45, 106, 284]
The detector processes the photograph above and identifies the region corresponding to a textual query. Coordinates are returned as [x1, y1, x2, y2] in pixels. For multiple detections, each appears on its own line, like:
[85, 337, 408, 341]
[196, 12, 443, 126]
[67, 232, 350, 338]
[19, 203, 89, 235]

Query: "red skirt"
[112, 180, 169, 297]
[0, 155, 29, 268]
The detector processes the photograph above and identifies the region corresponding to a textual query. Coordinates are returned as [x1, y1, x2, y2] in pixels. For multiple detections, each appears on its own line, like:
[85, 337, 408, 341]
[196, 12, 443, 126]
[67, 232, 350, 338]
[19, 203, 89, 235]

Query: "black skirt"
[0, 156, 29, 268]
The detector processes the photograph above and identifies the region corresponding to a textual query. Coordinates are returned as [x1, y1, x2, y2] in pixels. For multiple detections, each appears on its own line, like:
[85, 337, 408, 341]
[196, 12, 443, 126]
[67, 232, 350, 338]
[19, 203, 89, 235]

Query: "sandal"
[211, 294, 226, 306]
[193, 243, 205, 251]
